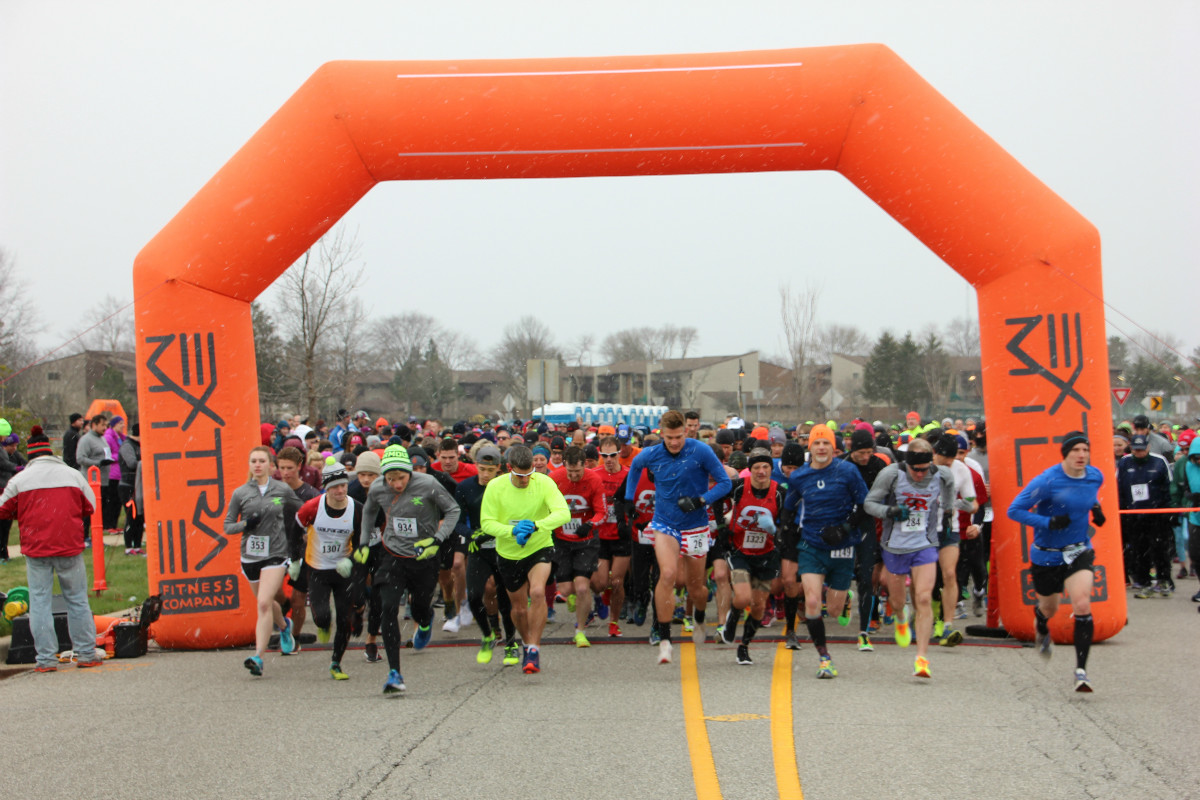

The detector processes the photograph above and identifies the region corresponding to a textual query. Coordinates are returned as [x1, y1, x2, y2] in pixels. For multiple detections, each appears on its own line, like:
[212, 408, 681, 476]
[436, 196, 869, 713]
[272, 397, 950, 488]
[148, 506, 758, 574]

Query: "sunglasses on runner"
[509, 469, 534, 478]
[599, 452, 620, 458]
[908, 465, 930, 474]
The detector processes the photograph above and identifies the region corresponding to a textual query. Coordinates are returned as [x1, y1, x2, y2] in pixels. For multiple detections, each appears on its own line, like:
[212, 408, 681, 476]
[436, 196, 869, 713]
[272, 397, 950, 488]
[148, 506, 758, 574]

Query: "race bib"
[393, 517, 417, 537]
[245, 534, 270, 558]
[742, 530, 768, 550]
[319, 540, 343, 555]
[683, 532, 709, 557]
[1131, 484, 1149, 503]
[1062, 543, 1088, 565]
[830, 546, 854, 559]
[983, 505, 994, 523]
[605, 505, 617, 524]
[902, 511, 926, 533]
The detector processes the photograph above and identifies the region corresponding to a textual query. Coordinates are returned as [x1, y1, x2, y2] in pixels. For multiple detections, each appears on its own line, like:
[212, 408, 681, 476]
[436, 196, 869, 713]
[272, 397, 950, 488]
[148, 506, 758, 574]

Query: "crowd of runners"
[220, 407, 1200, 696]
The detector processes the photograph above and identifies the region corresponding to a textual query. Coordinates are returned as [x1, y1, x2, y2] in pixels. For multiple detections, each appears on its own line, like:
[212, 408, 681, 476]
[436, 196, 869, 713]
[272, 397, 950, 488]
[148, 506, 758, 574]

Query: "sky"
[2, 1, 1198, 370]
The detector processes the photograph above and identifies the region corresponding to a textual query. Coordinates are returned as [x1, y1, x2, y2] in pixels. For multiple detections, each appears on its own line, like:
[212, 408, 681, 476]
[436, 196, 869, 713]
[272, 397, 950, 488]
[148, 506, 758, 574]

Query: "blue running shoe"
[412, 624, 432, 651]
[384, 669, 406, 694]
[244, 655, 263, 676]
[632, 604, 647, 627]
[523, 647, 540, 674]
[279, 618, 296, 655]
[596, 594, 609, 620]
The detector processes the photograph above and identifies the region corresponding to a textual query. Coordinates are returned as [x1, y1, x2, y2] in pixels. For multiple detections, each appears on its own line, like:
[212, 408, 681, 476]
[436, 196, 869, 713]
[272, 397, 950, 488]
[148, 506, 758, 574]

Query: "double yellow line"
[679, 642, 804, 799]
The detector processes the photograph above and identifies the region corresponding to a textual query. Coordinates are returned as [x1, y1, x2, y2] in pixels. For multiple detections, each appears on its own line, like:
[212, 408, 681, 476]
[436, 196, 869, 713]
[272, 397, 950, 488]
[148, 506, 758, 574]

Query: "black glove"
[1048, 514, 1071, 530]
[1090, 504, 1106, 527]
[820, 523, 851, 547]
[99, 458, 116, 467]
[677, 496, 704, 513]
[576, 521, 593, 538]
[243, 511, 263, 531]
[885, 505, 909, 521]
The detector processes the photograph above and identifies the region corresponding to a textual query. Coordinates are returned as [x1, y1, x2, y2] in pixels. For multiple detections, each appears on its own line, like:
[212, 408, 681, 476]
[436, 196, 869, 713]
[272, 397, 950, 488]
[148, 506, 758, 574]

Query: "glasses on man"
[908, 465, 930, 474]
[599, 452, 620, 459]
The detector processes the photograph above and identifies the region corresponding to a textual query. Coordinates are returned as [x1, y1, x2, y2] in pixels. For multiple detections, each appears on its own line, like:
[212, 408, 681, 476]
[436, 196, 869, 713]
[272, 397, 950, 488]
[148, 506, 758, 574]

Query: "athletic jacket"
[0, 455, 95, 557]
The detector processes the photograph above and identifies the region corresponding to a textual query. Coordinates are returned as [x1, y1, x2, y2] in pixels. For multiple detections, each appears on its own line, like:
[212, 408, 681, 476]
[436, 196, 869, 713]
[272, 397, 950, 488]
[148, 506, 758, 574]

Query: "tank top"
[881, 468, 943, 553]
[305, 497, 357, 570]
[729, 478, 778, 554]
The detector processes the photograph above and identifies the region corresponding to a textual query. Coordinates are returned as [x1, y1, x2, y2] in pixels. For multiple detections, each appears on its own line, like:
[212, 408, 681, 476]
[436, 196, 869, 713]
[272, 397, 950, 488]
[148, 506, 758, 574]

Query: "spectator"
[0, 427, 103, 672]
[0, 431, 25, 562]
[62, 413, 85, 470]
[118, 423, 144, 555]
[102, 416, 127, 533]
[75, 414, 113, 547]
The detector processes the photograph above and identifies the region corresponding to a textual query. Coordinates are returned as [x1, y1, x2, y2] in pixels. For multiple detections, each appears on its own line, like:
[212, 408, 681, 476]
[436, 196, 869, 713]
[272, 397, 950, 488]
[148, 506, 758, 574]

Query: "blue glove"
[513, 520, 535, 546]
[756, 512, 776, 535]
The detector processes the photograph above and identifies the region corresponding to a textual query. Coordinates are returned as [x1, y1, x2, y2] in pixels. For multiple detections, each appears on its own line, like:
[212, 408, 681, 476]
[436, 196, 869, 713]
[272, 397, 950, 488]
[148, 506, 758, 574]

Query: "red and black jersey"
[591, 465, 630, 541]
[631, 470, 656, 530]
[729, 477, 779, 554]
[550, 466, 606, 541]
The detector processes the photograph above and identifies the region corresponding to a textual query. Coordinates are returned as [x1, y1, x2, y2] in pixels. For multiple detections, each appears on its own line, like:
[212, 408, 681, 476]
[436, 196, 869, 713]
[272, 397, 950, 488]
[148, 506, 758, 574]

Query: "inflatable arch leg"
[136, 45, 1120, 648]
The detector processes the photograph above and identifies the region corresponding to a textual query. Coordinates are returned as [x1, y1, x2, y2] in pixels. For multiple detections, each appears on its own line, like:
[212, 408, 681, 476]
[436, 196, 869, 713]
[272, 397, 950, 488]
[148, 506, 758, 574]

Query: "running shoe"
[816, 656, 837, 679]
[567, 594, 576, 613]
[317, 627, 331, 644]
[1134, 585, 1156, 599]
[914, 656, 931, 678]
[364, 643, 381, 663]
[1074, 668, 1093, 693]
[868, 618, 881, 633]
[1192, 590, 1200, 603]
[383, 669, 406, 694]
[523, 647, 540, 674]
[34, 665, 57, 673]
[955, 601, 968, 620]
[785, 631, 802, 651]
[1178, 566, 1190, 581]
[279, 617, 296, 655]
[714, 625, 731, 646]
[458, 606, 474, 627]
[673, 603, 686, 622]
[649, 627, 662, 646]
[595, 594, 609, 620]
[412, 624, 432, 651]
[1154, 584, 1173, 597]
[837, 589, 855, 627]
[857, 633, 874, 652]
[692, 620, 706, 647]
[609, 622, 623, 638]
[76, 655, 104, 668]
[555, 591, 567, 605]
[657, 640, 673, 664]
[574, 629, 591, 648]
[972, 591, 985, 617]
[244, 655, 263, 676]
[477, 634, 496, 664]
[681, 617, 694, 634]
[632, 603, 648, 627]
[894, 606, 912, 648]
[330, 661, 349, 680]
[502, 642, 521, 666]
[442, 615, 461, 633]
[736, 645, 753, 666]
[1037, 630, 1054, 660]
[939, 627, 963, 647]
[546, 607, 556, 622]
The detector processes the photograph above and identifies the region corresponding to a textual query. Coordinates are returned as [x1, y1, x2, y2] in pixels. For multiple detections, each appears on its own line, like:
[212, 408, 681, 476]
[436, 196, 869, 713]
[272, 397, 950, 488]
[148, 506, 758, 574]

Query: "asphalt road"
[3, 587, 1195, 800]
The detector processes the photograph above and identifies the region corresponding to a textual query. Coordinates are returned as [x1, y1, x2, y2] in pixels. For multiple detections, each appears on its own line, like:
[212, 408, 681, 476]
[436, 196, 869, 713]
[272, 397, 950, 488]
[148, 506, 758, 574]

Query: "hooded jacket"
[1169, 437, 1200, 526]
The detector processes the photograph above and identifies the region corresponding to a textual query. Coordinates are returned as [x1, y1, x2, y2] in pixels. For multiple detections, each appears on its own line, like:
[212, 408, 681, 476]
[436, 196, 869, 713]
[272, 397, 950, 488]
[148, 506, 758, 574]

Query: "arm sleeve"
[431, 481, 462, 543]
[624, 453, 645, 502]
[1007, 472, 1050, 532]
[700, 447, 733, 505]
[535, 480, 572, 533]
[863, 464, 898, 519]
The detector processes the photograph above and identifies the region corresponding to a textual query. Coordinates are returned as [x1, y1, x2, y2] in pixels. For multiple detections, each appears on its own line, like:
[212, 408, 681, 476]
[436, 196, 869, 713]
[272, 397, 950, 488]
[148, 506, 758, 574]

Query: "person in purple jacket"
[102, 415, 127, 533]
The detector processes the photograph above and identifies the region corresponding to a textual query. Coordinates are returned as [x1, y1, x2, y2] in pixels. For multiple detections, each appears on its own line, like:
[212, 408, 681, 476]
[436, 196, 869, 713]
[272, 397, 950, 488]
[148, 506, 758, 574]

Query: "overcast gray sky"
[3, 1, 1197, 367]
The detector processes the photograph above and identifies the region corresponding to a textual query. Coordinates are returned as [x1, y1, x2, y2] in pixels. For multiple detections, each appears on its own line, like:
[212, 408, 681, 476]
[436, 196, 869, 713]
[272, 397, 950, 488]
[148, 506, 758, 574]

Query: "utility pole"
[738, 359, 745, 418]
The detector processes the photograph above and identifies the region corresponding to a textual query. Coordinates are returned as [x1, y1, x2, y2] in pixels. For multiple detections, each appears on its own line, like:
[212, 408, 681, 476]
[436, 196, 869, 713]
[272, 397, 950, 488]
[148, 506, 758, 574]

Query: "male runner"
[550, 446, 607, 647]
[723, 448, 782, 665]
[591, 436, 633, 638]
[782, 424, 868, 678]
[931, 434, 978, 645]
[625, 410, 731, 664]
[275, 446, 321, 648]
[480, 445, 571, 674]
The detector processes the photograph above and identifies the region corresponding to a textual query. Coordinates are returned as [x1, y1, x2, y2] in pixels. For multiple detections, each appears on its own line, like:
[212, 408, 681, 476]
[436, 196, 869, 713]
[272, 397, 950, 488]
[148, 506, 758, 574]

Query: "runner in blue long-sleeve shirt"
[626, 410, 731, 664]
[1007, 430, 1105, 693]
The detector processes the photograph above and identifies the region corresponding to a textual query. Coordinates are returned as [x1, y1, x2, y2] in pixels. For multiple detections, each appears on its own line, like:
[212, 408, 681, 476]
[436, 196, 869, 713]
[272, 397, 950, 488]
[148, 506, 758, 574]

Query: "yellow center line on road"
[679, 642, 722, 800]
[770, 642, 805, 799]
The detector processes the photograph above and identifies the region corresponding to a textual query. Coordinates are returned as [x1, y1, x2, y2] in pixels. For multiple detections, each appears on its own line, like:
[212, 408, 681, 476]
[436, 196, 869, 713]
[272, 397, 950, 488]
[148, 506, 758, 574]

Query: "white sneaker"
[657, 640, 673, 664]
[458, 606, 474, 627]
[442, 615, 461, 633]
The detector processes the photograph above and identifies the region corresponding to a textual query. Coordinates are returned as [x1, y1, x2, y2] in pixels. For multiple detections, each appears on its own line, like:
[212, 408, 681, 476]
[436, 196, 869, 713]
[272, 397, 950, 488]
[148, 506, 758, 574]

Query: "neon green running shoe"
[837, 589, 855, 626]
[682, 617, 695, 634]
[894, 605, 912, 648]
[477, 634, 496, 664]
[317, 627, 331, 644]
[330, 662, 349, 680]
[816, 656, 838, 679]
[574, 629, 591, 648]
[502, 642, 521, 666]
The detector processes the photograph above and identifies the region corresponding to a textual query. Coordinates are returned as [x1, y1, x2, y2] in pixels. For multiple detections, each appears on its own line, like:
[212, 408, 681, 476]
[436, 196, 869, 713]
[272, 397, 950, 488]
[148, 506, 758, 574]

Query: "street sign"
[502, 393, 516, 413]
[1142, 394, 1163, 412]
[1112, 387, 1131, 406]
[821, 387, 843, 410]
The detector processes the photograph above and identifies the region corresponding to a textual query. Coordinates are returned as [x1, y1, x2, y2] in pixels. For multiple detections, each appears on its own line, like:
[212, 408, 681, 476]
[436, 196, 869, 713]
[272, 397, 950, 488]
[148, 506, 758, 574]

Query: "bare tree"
[778, 281, 822, 416]
[274, 226, 366, 421]
[675, 326, 699, 358]
[71, 294, 135, 353]
[371, 312, 480, 374]
[1127, 329, 1185, 368]
[0, 249, 43, 371]
[815, 323, 870, 364]
[944, 316, 981, 357]
[491, 315, 559, 409]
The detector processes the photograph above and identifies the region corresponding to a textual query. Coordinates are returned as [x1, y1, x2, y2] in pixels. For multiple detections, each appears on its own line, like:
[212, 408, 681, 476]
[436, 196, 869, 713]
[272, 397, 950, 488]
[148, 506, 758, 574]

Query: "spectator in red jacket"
[0, 427, 103, 672]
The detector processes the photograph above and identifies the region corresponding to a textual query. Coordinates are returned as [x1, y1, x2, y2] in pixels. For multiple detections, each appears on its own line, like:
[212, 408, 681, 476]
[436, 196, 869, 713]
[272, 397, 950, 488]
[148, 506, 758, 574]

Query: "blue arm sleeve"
[699, 448, 732, 505]
[625, 451, 646, 502]
[1007, 473, 1049, 532]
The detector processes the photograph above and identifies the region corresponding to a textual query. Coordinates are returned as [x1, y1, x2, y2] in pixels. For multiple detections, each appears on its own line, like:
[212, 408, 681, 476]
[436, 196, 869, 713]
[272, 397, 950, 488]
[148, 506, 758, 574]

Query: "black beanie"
[849, 430, 875, 452]
[781, 442, 806, 467]
[1060, 431, 1089, 457]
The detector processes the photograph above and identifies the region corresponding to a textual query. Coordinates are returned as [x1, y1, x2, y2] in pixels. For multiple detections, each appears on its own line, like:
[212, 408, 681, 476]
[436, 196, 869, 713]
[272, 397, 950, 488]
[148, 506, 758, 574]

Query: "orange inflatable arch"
[134, 45, 1121, 648]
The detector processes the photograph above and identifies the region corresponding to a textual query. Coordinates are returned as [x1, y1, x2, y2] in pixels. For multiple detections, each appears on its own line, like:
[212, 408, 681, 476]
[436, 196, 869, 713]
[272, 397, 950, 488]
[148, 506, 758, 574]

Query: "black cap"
[715, 429, 736, 445]
[550, 435, 565, 450]
[69, 412, 84, 424]
[781, 442, 805, 467]
[1132, 414, 1151, 428]
[849, 430, 875, 452]
[584, 444, 599, 460]
[933, 435, 959, 458]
